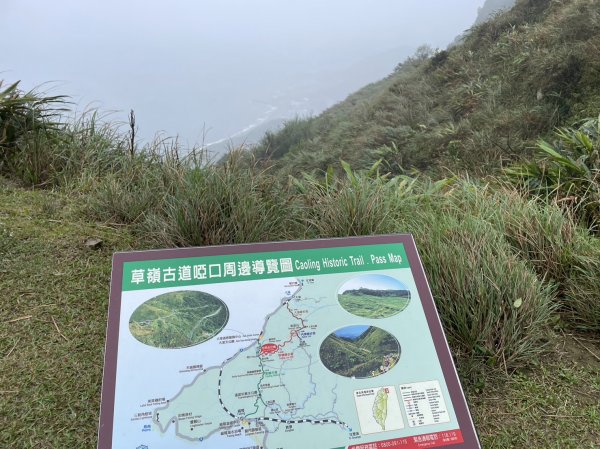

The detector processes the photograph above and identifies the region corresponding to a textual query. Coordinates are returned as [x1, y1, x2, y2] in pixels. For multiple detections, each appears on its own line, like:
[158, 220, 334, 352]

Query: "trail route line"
[153, 281, 349, 447]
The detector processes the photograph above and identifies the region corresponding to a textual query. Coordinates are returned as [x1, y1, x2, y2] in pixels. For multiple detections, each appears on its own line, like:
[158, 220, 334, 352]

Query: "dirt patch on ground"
[555, 332, 600, 368]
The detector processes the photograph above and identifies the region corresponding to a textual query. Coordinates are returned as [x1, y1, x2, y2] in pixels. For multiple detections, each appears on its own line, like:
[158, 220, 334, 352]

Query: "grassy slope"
[0, 181, 136, 448]
[338, 292, 410, 318]
[1, 2, 599, 444]
[1, 180, 599, 448]
[253, 0, 600, 176]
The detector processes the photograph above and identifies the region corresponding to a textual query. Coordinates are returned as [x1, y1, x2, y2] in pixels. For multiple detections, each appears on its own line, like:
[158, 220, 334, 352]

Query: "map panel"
[99, 239, 480, 449]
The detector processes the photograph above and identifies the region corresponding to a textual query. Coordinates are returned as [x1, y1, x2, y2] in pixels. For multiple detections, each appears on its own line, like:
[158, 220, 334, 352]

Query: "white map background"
[111, 269, 459, 449]
[113, 279, 295, 449]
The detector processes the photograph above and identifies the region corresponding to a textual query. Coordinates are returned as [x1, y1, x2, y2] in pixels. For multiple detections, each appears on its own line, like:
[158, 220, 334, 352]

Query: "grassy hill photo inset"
[319, 325, 400, 379]
[129, 290, 229, 349]
[338, 274, 410, 318]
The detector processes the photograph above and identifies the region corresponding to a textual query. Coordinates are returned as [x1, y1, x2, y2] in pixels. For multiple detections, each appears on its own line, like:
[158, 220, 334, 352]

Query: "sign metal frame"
[98, 234, 481, 449]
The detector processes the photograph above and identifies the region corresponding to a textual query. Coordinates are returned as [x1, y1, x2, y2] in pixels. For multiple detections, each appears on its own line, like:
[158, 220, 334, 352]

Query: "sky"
[334, 325, 372, 340]
[1, 0, 485, 150]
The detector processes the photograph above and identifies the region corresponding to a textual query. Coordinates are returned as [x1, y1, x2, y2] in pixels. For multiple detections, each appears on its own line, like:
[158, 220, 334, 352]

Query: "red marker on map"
[260, 343, 278, 355]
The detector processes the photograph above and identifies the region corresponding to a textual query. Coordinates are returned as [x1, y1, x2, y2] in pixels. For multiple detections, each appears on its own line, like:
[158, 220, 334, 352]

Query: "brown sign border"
[98, 234, 481, 449]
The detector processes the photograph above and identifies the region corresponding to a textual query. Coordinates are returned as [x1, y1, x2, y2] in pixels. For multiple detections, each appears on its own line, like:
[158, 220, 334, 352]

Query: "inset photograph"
[129, 290, 229, 349]
[338, 274, 411, 318]
[319, 325, 400, 379]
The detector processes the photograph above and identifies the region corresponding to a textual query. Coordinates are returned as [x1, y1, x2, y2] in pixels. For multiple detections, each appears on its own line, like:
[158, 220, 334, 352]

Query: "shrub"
[408, 210, 556, 373]
[298, 165, 402, 238]
[0, 80, 67, 183]
[505, 116, 600, 231]
[296, 168, 555, 373]
[564, 236, 600, 331]
[141, 153, 298, 246]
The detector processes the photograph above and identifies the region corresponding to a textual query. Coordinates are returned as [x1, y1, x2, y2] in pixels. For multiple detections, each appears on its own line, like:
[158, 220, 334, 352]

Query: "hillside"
[253, 0, 600, 175]
[2, 181, 598, 448]
[338, 288, 411, 318]
[1, 0, 600, 447]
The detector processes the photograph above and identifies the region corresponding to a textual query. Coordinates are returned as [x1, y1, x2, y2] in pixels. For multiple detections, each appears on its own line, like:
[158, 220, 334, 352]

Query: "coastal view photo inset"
[129, 290, 229, 349]
[319, 325, 401, 379]
[338, 274, 411, 319]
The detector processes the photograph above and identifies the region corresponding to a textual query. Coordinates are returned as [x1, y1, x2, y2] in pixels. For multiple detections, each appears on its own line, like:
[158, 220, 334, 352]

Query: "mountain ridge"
[250, 0, 600, 176]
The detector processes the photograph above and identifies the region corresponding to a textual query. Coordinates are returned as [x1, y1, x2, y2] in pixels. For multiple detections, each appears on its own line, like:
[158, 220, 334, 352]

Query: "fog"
[2, 0, 484, 152]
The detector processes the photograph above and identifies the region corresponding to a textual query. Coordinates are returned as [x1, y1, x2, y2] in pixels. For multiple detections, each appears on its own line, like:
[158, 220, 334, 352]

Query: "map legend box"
[400, 380, 450, 428]
[354, 386, 404, 434]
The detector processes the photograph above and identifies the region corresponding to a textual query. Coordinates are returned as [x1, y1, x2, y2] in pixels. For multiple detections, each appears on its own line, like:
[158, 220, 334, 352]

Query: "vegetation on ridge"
[252, 0, 600, 176]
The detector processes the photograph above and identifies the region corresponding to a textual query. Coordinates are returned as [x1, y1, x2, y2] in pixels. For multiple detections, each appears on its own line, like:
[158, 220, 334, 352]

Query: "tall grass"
[0, 80, 68, 183]
[444, 180, 600, 331]
[448, 181, 577, 284]
[86, 143, 600, 348]
[410, 211, 556, 373]
[130, 152, 300, 246]
[287, 166, 559, 373]
[297, 162, 407, 237]
[564, 236, 600, 331]
[505, 116, 600, 232]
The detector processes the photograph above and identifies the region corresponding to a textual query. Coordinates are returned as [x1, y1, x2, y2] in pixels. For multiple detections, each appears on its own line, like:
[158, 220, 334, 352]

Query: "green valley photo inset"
[338, 274, 411, 319]
[319, 325, 400, 379]
[129, 290, 229, 349]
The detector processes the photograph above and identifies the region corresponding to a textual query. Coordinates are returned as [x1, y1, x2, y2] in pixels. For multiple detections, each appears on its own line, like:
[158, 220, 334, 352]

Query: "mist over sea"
[1, 0, 483, 157]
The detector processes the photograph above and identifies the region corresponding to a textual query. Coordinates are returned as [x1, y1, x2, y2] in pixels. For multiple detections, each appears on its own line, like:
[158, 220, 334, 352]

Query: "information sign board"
[98, 235, 481, 449]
